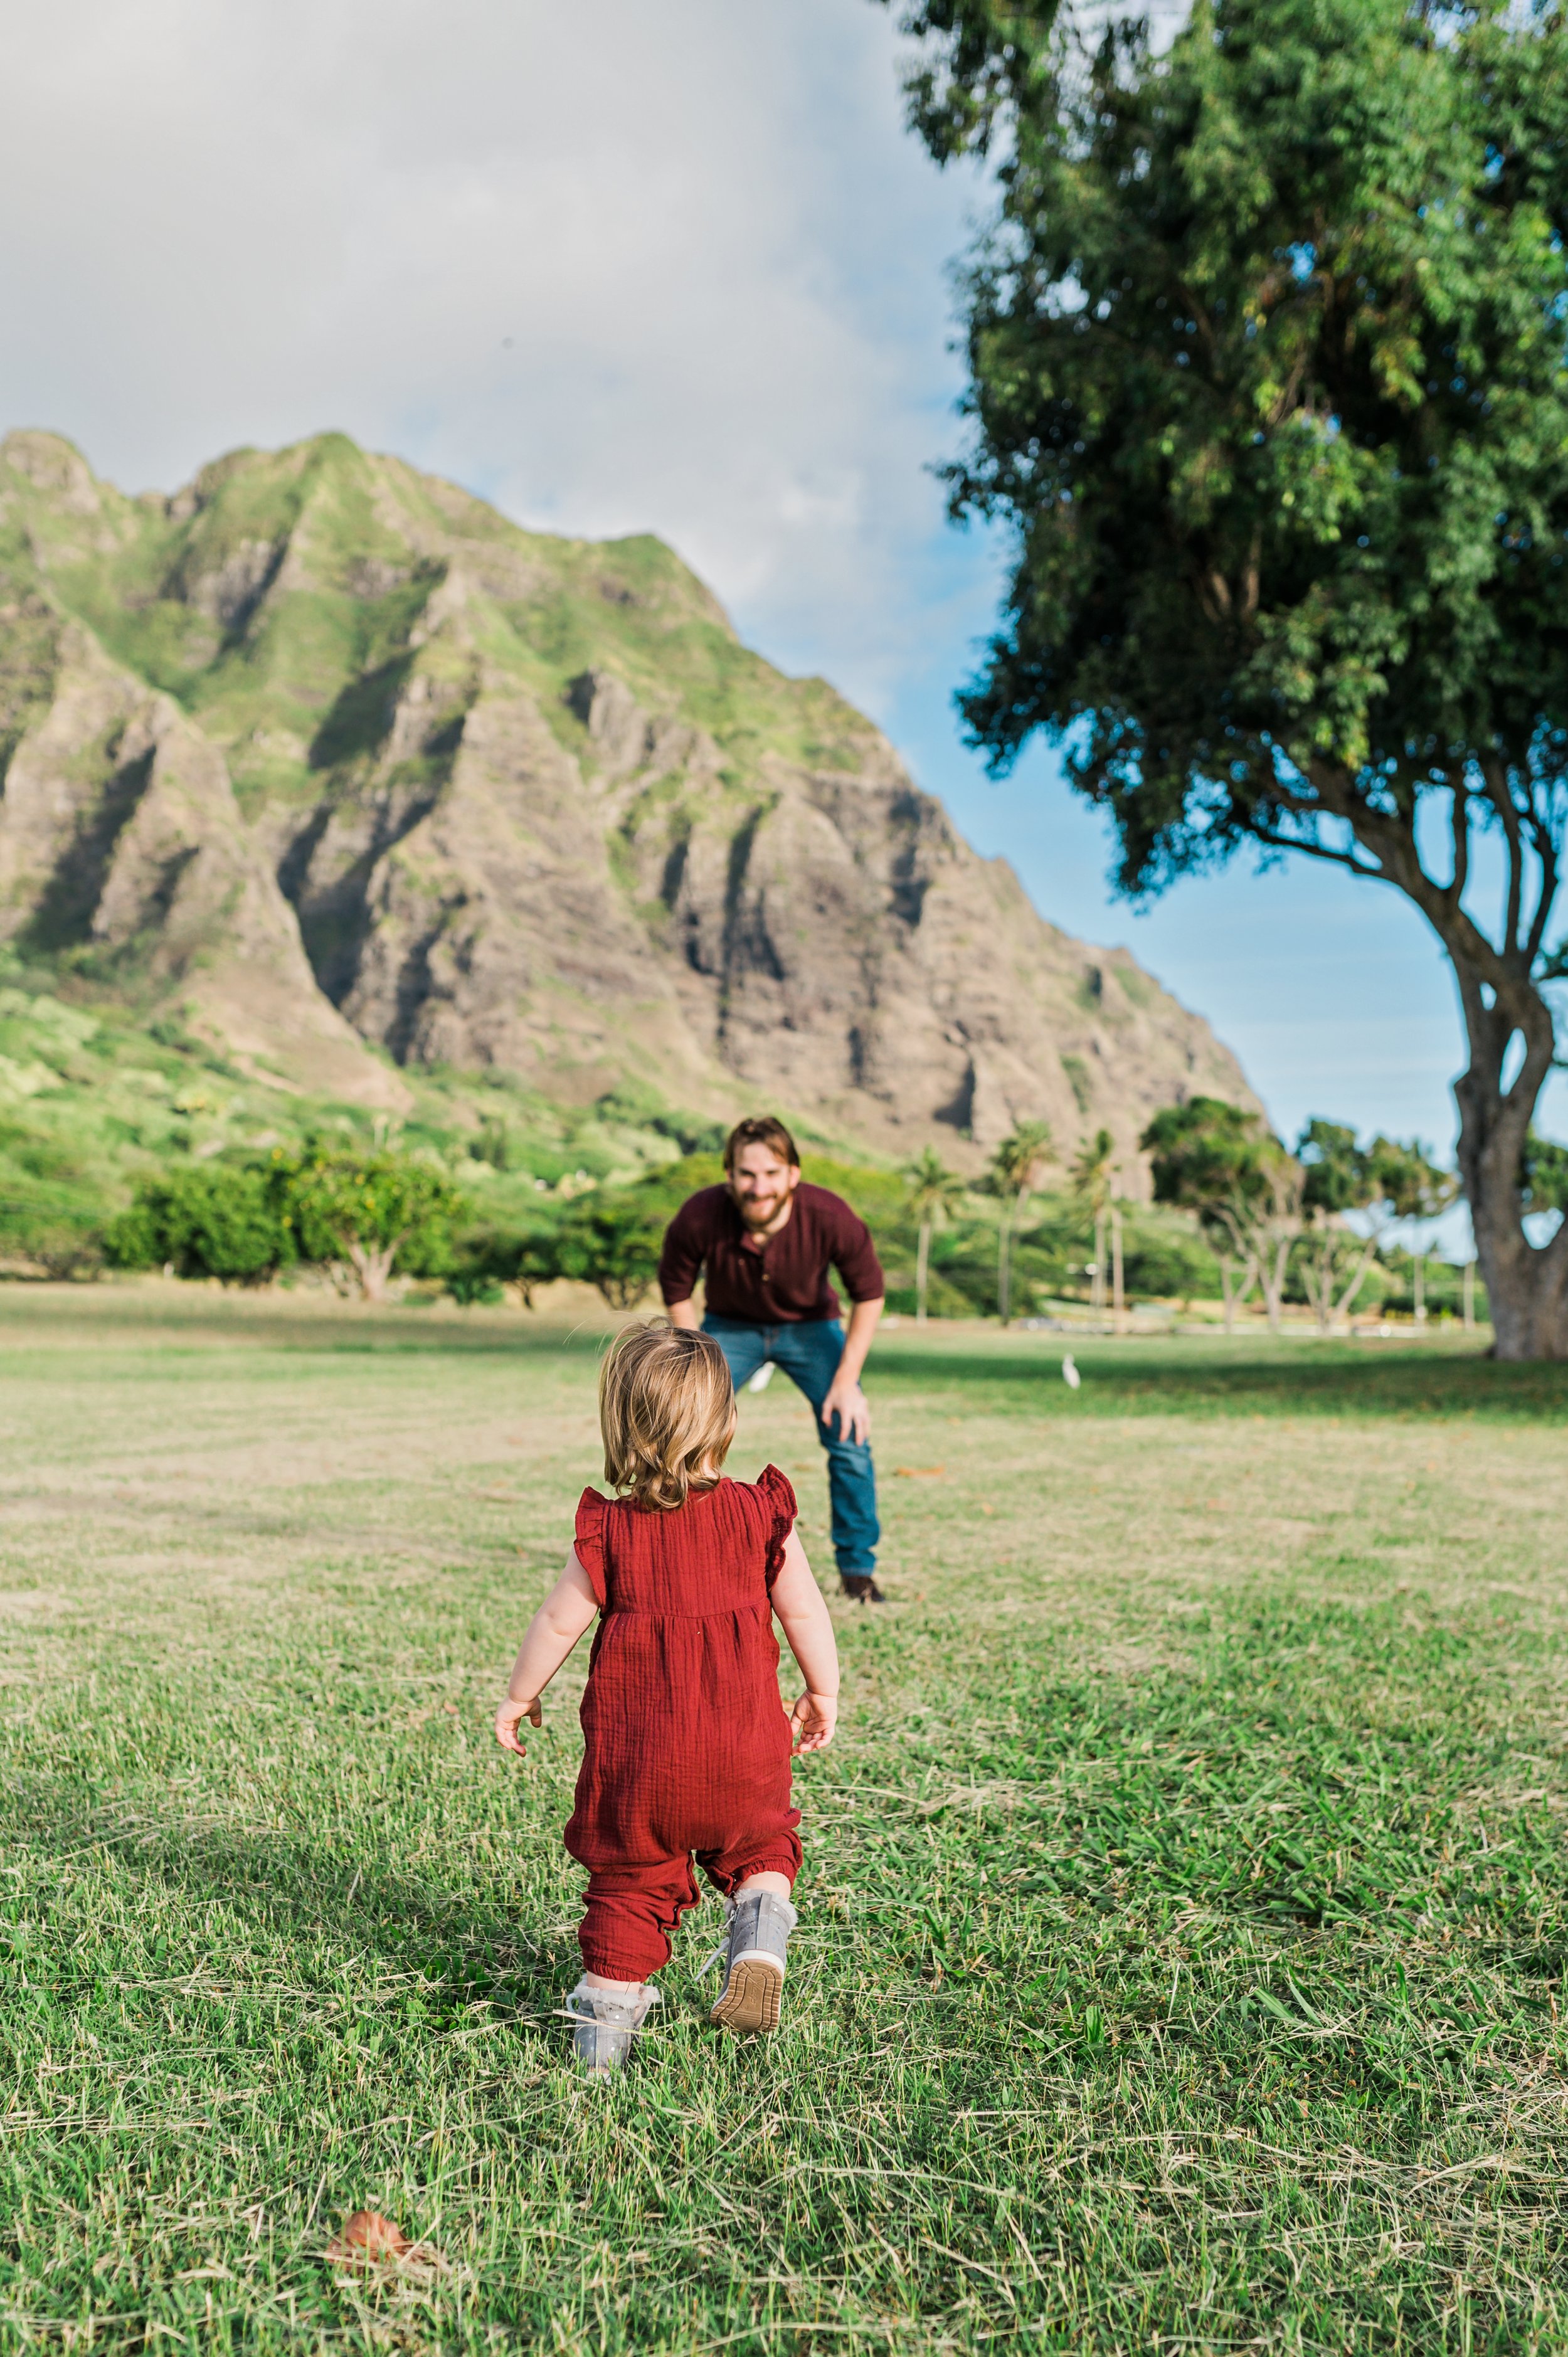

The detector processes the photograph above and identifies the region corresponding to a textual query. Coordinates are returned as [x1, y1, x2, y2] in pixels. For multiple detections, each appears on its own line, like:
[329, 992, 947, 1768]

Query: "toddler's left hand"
[495, 1697, 542, 1757]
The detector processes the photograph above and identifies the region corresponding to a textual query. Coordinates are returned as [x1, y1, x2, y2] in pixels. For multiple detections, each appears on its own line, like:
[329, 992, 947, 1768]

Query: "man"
[659, 1116, 887, 1601]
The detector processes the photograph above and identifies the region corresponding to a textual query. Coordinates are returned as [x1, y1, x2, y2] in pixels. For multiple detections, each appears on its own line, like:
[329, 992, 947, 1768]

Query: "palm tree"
[989, 1121, 1054, 1325]
[903, 1147, 967, 1324]
[1071, 1129, 1120, 1330]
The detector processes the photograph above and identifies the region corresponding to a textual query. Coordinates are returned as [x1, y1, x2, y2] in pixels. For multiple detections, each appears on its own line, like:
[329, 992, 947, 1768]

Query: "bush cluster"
[105, 1148, 462, 1298]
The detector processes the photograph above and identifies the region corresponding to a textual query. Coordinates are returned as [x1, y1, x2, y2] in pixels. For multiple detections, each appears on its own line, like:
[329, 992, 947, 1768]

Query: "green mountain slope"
[0, 427, 1258, 1204]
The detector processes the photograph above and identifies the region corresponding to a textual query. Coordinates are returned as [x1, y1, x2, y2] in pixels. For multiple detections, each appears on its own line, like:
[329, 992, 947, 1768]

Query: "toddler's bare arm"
[771, 1529, 840, 1752]
[494, 1548, 599, 1756]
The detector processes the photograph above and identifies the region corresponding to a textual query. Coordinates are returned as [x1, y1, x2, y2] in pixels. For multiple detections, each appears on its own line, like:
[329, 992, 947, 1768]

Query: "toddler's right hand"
[495, 1697, 542, 1757]
[788, 1691, 837, 1754]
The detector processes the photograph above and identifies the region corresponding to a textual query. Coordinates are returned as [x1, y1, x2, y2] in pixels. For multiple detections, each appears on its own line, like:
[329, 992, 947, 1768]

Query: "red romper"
[564, 1465, 803, 1983]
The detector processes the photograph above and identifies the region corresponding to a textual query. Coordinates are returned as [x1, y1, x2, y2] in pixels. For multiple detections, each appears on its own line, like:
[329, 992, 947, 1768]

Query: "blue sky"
[1, 0, 1553, 1203]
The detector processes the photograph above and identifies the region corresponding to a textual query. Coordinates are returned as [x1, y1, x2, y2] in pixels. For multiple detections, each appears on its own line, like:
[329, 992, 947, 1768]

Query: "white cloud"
[0, 0, 992, 714]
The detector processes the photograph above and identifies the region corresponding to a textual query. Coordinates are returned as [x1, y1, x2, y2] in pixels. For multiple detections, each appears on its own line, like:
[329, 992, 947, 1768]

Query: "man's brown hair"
[598, 1319, 736, 1512]
[723, 1115, 800, 1172]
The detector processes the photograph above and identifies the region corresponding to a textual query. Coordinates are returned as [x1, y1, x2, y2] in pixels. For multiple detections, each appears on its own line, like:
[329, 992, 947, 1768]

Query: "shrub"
[554, 1192, 665, 1310]
[104, 1160, 298, 1286]
[447, 1223, 560, 1308]
[288, 1151, 464, 1301]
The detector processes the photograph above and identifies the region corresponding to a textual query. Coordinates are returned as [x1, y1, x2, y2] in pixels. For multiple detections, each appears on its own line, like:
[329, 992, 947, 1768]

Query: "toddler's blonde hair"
[598, 1319, 736, 1512]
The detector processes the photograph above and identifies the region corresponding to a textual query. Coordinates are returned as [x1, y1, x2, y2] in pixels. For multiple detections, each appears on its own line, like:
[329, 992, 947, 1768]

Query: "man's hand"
[788, 1691, 838, 1753]
[494, 1696, 542, 1757]
[819, 1372, 871, 1446]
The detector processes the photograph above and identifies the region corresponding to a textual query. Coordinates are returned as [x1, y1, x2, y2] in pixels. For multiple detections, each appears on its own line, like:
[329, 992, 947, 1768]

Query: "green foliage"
[1069, 1129, 1116, 1218]
[990, 1121, 1056, 1322]
[989, 1121, 1054, 1204]
[1521, 1127, 1568, 1215]
[1297, 1120, 1376, 1221]
[1293, 1121, 1392, 1330]
[904, 1146, 968, 1321]
[931, 0, 1568, 848]
[289, 1151, 463, 1295]
[913, 0, 1568, 1353]
[1143, 1099, 1283, 1236]
[446, 1223, 562, 1309]
[1373, 1138, 1456, 1228]
[1145, 1098, 1304, 1327]
[553, 1190, 665, 1311]
[104, 1157, 299, 1286]
[591, 1084, 727, 1158]
[1118, 1227, 1222, 1304]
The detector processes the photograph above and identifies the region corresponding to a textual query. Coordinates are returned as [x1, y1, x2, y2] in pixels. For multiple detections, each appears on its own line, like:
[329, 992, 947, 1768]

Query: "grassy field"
[1, 1288, 1565, 2354]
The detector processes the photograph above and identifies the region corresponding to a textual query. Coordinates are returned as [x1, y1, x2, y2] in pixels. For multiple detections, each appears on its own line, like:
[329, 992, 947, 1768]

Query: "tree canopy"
[283, 1152, 461, 1301]
[890, 0, 1568, 1355]
[104, 1158, 298, 1288]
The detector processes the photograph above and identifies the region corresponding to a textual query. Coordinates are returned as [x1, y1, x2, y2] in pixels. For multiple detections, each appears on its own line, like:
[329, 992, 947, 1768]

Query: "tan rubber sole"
[709, 1957, 783, 2035]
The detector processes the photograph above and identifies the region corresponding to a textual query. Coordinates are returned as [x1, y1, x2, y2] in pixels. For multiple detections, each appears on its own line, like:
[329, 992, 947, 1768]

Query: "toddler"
[495, 1319, 840, 2072]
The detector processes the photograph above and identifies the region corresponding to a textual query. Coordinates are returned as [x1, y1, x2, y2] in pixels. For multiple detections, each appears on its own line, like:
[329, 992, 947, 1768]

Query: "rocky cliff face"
[0, 428, 1258, 1165]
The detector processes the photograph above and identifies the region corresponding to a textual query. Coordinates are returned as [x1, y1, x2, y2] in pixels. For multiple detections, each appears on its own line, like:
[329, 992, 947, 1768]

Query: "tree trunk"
[1261, 1234, 1291, 1334]
[346, 1237, 401, 1303]
[1463, 1257, 1476, 1333]
[1453, 972, 1568, 1359]
[916, 1219, 931, 1323]
[997, 1213, 1011, 1325]
[1220, 1256, 1240, 1335]
[1304, 1230, 1377, 1334]
[1336, 1244, 1376, 1328]
[1111, 1204, 1125, 1335]
[1091, 1210, 1106, 1319]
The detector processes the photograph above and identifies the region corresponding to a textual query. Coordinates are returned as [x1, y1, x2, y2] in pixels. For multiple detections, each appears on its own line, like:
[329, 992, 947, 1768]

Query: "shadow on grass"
[0, 1769, 571, 2028]
[874, 1336, 1568, 1422]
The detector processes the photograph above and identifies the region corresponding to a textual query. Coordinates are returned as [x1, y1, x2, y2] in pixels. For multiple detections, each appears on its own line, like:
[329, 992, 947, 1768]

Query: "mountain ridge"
[0, 426, 1258, 1169]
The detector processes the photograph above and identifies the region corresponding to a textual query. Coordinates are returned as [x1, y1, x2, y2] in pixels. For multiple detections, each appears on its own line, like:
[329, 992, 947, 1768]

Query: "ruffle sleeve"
[756, 1463, 798, 1593]
[573, 1488, 610, 1609]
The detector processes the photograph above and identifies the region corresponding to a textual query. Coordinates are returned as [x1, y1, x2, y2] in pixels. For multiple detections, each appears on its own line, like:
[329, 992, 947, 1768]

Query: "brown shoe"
[839, 1573, 886, 1602]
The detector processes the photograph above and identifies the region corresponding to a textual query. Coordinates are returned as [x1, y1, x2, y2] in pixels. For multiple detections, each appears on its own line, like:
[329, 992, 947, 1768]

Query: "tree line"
[98, 1104, 1518, 1331]
[906, 1105, 1488, 1333]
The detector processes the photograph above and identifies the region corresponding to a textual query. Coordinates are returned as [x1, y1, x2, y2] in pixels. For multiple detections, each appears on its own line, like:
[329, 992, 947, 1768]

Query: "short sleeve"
[573, 1488, 610, 1608]
[756, 1464, 798, 1592]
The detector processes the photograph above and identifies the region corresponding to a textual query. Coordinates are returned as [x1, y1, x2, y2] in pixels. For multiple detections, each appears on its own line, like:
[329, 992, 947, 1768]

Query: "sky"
[1, 0, 1552, 1226]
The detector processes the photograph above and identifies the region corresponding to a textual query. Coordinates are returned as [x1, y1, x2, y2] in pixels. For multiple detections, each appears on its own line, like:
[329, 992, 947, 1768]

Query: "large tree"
[886, 0, 1568, 1357]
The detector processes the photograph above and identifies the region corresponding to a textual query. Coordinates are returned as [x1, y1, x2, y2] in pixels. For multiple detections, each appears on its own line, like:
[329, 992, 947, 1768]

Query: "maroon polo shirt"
[659, 1182, 884, 1325]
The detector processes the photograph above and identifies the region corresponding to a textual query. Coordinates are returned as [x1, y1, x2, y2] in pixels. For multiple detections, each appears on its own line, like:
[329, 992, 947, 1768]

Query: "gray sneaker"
[709, 1890, 798, 2035]
[563, 1978, 661, 2073]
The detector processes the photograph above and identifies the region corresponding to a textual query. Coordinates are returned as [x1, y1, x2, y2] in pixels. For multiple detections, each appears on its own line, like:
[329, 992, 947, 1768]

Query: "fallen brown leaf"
[894, 1466, 946, 1479]
[326, 2210, 450, 2279]
[327, 2211, 410, 2264]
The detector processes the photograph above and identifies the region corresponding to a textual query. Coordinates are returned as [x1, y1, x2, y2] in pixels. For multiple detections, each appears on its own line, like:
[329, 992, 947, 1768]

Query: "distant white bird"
[1061, 1354, 1081, 1390]
[746, 1362, 776, 1394]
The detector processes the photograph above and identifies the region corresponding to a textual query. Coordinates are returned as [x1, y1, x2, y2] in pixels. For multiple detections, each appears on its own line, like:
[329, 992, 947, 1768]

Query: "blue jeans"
[703, 1315, 880, 1577]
